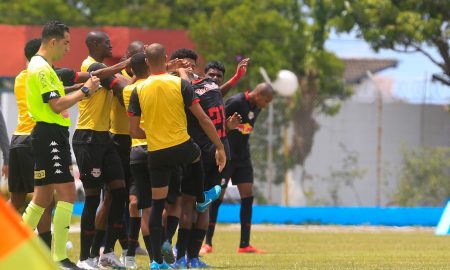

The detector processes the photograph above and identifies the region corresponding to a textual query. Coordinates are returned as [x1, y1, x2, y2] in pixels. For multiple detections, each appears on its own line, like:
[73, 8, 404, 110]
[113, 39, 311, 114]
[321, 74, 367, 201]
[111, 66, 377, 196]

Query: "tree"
[0, 0, 353, 196]
[393, 146, 450, 206]
[0, 0, 84, 25]
[335, 0, 450, 86]
[189, 0, 351, 189]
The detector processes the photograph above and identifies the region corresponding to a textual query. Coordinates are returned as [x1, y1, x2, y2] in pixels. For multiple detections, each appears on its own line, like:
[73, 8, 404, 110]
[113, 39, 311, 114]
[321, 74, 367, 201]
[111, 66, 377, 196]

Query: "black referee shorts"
[31, 122, 74, 186]
[8, 135, 34, 193]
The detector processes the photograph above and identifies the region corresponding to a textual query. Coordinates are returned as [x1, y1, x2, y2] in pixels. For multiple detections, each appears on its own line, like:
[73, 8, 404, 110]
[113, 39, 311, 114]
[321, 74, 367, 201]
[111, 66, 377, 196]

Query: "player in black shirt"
[169, 52, 245, 267]
[203, 82, 274, 255]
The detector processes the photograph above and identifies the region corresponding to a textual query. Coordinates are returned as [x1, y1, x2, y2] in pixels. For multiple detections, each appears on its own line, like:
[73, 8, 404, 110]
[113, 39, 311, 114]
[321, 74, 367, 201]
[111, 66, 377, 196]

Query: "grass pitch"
[66, 225, 450, 269]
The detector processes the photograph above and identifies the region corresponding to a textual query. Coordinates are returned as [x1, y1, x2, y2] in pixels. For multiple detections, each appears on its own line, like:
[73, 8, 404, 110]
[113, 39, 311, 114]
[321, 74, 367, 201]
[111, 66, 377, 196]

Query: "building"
[268, 58, 450, 206]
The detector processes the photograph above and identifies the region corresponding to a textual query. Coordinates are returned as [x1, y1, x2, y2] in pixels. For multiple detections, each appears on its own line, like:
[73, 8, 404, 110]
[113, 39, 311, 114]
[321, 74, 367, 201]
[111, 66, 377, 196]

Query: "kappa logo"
[49, 141, 58, 146]
[49, 91, 58, 98]
[91, 168, 101, 178]
[55, 169, 63, 174]
[53, 162, 62, 167]
[52, 155, 61, 160]
[51, 148, 60, 153]
[34, 170, 46, 180]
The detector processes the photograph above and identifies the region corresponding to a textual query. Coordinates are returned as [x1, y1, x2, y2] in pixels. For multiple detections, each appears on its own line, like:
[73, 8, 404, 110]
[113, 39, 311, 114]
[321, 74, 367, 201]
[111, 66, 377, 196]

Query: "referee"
[21, 20, 99, 270]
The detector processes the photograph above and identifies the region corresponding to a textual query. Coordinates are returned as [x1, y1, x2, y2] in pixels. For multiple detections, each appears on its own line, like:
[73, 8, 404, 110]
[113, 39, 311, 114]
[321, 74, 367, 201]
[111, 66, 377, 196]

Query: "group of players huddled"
[8, 20, 274, 269]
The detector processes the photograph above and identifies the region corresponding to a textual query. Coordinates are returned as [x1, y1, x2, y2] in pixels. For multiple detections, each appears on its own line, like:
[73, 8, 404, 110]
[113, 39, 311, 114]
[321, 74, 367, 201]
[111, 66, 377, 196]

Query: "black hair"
[24, 39, 41, 61]
[42, 20, 69, 41]
[130, 52, 149, 77]
[204, 61, 226, 75]
[170, 48, 197, 61]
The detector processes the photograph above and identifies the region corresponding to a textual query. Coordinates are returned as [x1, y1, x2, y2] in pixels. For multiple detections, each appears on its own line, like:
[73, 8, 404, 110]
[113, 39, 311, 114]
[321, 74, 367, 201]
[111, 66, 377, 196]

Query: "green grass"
[66, 225, 450, 269]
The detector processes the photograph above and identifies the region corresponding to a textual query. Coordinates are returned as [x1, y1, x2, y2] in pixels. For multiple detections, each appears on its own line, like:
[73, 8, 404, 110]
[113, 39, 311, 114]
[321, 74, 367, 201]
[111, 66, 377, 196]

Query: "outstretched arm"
[220, 58, 250, 96]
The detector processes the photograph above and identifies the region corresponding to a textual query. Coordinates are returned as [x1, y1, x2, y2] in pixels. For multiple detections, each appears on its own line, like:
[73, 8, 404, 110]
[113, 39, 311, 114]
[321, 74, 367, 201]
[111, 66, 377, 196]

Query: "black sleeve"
[181, 79, 199, 108]
[225, 95, 240, 118]
[87, 62, 117, 89]
[127, 88, 141, 117]
[55, 68, 76, 86]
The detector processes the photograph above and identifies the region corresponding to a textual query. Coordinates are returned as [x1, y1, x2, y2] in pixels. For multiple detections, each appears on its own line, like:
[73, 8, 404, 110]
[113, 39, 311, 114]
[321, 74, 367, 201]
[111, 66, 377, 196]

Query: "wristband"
[228, 65, 247, 87]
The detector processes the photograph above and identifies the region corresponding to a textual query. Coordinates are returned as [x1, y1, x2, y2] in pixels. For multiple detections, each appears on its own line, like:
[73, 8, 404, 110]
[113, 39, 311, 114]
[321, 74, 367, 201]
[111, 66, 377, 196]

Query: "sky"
[325, 32, 450, 104]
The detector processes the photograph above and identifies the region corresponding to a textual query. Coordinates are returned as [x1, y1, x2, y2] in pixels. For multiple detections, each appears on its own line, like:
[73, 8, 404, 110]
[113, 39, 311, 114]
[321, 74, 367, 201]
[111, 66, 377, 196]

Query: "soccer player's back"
[128, 43, 226, 269]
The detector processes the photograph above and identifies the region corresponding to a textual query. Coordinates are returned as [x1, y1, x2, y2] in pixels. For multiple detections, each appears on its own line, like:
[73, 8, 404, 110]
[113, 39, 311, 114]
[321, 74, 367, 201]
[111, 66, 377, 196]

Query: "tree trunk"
[290, 73, 320, 167]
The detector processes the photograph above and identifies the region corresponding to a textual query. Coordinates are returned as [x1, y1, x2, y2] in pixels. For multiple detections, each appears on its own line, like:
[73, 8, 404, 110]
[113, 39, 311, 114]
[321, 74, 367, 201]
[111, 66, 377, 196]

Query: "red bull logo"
[237, 123, 253, 134]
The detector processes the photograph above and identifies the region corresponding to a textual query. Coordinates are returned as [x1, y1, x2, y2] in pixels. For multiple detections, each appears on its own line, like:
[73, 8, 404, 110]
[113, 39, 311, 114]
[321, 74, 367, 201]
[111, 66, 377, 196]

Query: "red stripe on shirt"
[109, 78, 119, 89]
[192, 98, 200, 105]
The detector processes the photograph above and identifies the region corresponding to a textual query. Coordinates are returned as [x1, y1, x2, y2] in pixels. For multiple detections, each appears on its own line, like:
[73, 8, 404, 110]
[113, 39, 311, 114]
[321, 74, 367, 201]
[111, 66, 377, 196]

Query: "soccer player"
[121, 52, 151, 269]
[21, 20, 100, 269]
[128, 43, 226, 269]
[168, 53, 246, 267]
[217, 82, 274, 254]
[73, 31, 129, 269]
[109, 41, 146, 261]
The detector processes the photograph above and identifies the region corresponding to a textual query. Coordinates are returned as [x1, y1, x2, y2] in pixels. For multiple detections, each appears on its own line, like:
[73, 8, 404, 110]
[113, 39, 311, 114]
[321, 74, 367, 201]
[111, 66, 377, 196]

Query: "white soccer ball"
[272, 70, 299, 97]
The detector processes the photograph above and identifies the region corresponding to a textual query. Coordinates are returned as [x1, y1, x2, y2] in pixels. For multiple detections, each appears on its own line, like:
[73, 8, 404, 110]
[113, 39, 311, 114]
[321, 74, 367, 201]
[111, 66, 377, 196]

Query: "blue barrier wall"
[72, 202, 444, 226]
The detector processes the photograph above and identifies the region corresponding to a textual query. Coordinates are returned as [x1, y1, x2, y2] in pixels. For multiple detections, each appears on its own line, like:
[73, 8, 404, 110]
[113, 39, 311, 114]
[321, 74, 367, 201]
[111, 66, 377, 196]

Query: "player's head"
[170, 48, 197, 72]
[130, 52, 149, 78]
[41, 20, 70, 61]
[24, 38, 42, 62]
[124, 40, 144, 75]
[126, 40, 145, 58]
[145, 43, 166, 68]
[205, 61, 225, 85]
[251, 82, 274, 109]
[85, 31, 112, 58]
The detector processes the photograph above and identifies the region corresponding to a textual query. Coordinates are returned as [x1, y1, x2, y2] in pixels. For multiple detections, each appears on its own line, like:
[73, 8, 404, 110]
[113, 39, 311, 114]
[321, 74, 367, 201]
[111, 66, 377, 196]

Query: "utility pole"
[367, 71, 382, 207]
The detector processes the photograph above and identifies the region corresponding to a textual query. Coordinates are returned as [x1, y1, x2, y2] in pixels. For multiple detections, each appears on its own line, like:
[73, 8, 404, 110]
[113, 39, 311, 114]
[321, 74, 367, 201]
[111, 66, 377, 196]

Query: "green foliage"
[319, 144, 367, 206]
[337, 0, 450, 86]
[393, 146, 450, 207]
[0, 0, 351, 191]
[0, 0, 84, 25]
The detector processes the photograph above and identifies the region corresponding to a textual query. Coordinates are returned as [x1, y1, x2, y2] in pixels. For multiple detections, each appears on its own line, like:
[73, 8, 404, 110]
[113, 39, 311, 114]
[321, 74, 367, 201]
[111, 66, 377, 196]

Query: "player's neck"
[150, 65, 166, 75]
[248, 92, 257, 105]
[89, 52, 104, 63]
[36, 48, 53, 66]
